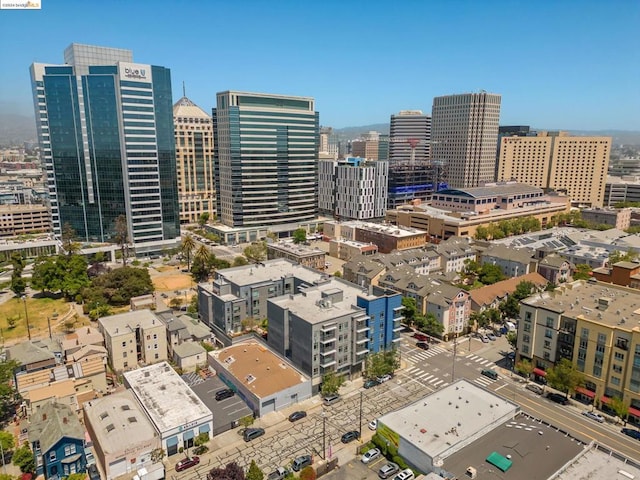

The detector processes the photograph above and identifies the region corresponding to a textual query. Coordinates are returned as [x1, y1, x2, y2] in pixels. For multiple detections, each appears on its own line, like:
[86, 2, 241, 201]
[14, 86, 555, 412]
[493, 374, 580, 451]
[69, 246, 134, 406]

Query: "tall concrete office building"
[431, 92, 501, 188]
[173, 96, 215, 224]
[388, 110, 434, 207]
[498, 131, 611, 207]
[30, 44, 180, 251]
[213, 91, 319, 230]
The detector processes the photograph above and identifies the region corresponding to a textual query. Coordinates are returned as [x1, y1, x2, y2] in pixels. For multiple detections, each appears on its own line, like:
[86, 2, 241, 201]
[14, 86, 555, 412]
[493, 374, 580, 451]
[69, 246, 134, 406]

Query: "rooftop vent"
[246, 374, 256, 384]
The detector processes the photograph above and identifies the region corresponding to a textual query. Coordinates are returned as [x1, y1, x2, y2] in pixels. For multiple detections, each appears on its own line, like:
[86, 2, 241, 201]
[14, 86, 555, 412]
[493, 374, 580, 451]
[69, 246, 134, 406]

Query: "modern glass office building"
[213, 91, 319, 228]
[30, 44, 180, 251]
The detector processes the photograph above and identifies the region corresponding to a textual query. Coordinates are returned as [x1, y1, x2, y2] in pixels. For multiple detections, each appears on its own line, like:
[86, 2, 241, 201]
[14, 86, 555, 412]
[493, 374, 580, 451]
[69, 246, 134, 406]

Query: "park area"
[0, 295, 74, 343]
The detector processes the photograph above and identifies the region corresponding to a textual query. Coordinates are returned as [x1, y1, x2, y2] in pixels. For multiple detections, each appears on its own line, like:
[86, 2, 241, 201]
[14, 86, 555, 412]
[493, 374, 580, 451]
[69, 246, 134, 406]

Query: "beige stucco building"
[498, 131, 611, 207]
[173, 96, 215, 224]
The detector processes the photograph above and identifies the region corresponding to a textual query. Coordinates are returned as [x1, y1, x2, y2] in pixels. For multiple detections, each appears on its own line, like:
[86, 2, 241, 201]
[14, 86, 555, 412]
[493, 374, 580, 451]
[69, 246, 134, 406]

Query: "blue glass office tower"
[213, 91, 319, 228]
[30, 44, 180, 251]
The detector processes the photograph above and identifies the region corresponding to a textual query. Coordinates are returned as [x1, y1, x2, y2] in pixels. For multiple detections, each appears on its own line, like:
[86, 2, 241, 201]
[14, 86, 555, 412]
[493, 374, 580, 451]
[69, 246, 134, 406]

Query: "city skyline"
[0, 0, 638, 131]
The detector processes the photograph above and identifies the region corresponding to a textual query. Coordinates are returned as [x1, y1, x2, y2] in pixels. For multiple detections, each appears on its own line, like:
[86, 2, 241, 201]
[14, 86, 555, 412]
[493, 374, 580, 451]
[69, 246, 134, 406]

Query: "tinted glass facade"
[31, 48, 179, 248]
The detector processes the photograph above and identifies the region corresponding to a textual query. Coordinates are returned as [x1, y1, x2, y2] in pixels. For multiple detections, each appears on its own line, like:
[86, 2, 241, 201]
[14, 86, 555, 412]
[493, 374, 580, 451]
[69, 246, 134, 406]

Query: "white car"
[393, 469, 415, 480]
[582, 411, 605, 423]
[377, 374, 392, 383]
[361, 448, 381, 464]
[369, 419, 377, 430]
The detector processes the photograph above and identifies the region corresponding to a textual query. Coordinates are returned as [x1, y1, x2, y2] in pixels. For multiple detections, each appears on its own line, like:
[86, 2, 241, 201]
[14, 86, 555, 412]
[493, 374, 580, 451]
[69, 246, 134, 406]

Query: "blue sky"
[0, 0, 638, 130]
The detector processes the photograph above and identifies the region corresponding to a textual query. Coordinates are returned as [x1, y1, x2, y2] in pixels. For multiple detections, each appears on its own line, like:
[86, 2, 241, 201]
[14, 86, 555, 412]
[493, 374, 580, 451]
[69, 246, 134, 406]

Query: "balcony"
[356, 324, 370, 334]
[393, 324, 404, 333]
[355, 334, 369, 344]
[320, 348, 336, 356]
[392, 335, 402, 343]
[356, 347, 369, 356]
[322, 323, 337, 332]
[320, 357, 336, 368]
[320, 335, 336, 344]
[615, 340, 629, 351]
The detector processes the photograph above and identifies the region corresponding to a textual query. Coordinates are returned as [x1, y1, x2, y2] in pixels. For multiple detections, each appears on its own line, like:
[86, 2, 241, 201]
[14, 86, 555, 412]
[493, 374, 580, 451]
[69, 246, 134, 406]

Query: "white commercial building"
[124, 362, 213, 457]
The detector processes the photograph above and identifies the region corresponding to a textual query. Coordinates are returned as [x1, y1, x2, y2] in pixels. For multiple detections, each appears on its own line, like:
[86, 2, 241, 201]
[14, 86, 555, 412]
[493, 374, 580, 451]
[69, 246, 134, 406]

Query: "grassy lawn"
[0, 296, 70, 342]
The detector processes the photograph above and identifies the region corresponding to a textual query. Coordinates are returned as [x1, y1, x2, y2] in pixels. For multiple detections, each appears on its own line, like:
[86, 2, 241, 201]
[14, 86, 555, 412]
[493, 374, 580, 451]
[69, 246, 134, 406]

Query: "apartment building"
[266, 241, 326, 270]
[477, 243, 537, 277]
[323, 220, 427, 253]
[581, 207, 631, 230]
[498, 131, 611, 207]
[351, 131, 381, 160]
[517, 280, 640, 426]
[98, 310, 168, 372]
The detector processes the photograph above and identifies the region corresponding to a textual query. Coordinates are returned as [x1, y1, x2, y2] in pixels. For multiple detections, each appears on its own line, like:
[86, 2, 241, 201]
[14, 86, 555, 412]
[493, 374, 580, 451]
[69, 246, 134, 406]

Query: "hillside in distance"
[0, 113, 37, 146]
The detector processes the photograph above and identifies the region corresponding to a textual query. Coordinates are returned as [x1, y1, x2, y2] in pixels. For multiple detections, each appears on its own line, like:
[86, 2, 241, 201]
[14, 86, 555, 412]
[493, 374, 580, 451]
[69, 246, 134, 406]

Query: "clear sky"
[0, 0, 638, 130]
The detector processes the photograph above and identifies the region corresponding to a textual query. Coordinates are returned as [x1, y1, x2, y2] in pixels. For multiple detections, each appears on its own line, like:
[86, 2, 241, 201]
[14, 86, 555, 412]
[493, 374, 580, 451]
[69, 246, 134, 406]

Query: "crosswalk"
[473, 375, 495, 387]
[465, 353, 495, 367]
[404, 345, 448, 364]
[404, 366, 449, 389]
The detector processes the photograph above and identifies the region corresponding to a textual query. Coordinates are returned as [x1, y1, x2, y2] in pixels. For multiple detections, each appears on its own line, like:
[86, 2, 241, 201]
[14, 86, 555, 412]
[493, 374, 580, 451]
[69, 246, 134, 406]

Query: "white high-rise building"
[389, 110, 432, 163]
[431, 92, 501, 188]
[319, 157, 388, 220]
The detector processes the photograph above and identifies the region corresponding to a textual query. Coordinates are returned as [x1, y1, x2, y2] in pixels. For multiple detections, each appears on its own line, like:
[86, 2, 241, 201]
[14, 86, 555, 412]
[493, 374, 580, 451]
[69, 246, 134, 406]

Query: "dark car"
[546, 392, 569, 405]
[243, 427, 265, 442]
[416, 342, 429, 350]
[291, 455, 313, 472]
[288, 411, 307, 422]
[175, 456, 200, 472]
[621, 428, 640, 440]
[341, 430, 360, 444]
[88, 464, 101, 480]
[412, 332, 428, 341]
[364, 379, 380, 389]
[215, 388, 235, 401]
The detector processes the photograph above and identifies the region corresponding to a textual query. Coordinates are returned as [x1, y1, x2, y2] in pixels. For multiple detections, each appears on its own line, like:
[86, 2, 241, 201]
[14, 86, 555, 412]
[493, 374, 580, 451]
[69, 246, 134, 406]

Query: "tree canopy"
[12, 442, 35, 473]
[320, 371, 345, 396]
[546, 358, 584, 397]
[292, 228, 307, 244]
[82, 266, 153, 308]
[207, 462, 245, 480]
[365, 349, 399, 379]
[243, 242, 267, 263]
[572, 264, 592, 281]
[246, 460, 264, 480]
[181, 234, 196, 270]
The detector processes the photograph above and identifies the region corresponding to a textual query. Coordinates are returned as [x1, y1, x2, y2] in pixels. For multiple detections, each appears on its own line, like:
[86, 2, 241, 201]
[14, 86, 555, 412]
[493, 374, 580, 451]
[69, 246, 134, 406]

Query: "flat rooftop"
[267, 241, 325, 256]
[124, 362, 212, 433]
[98, 310, 161, 337]
[211, 341, 308, 398]
[269, 278, 375, 325]
[212, 258, 321, 288]
[522, 280, 640, 329]
[84, 390, 156, 455]
[443, 414, 585, 480]
[553, 444, 640, 480]
[378, 380, 518, 459]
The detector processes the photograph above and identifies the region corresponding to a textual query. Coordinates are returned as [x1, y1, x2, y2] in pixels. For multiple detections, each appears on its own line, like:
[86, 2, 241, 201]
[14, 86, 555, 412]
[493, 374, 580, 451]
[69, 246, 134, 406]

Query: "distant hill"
[333, 123, 389, 140]
[0, 113, 36, 146]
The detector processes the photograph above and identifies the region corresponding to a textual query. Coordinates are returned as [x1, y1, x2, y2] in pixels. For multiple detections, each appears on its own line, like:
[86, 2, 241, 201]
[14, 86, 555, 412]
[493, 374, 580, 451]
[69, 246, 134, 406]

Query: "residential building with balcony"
[517, 280, 640, 426]
[476, 243, 537, 277]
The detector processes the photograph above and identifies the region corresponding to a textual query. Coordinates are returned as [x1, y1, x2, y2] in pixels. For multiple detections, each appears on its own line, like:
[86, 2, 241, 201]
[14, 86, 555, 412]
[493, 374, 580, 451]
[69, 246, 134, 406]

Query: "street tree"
[515, 358, 533, 378]
[12, 442, 35, 473]
[232, 256, 249, 267]
[292, 228, 307, 244]
[198, 212, 210, 227]
[61, 222, 81, 255]
[207, 462, 245, 480]
[299, 466, 316, 480]
[246, 460, 264, 480]
[0, 431, 15, 454]
[573, 264, 592, 281]
[243, 242, 266, 263]
[415, 312, 444, 337]
[546, 358, 584, 397]
[506, 331, 517, 350]
[114, 215, 129, 267]
[320, 371, 344, 396]
[0, 359, 19, 418]
[239, 414, 254, 429]
[608, 396, 629, 424]
[401, 297, 418, 327]
[181, 234, 196, 270]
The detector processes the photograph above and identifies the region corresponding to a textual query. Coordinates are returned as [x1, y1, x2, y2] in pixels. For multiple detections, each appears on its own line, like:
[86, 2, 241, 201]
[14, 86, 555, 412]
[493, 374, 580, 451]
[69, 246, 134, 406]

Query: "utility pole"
[322, 411, 326, 460]
[359, 391, 363, 439]
[452, 335, 457, 382]
[22, 295, 31, 341]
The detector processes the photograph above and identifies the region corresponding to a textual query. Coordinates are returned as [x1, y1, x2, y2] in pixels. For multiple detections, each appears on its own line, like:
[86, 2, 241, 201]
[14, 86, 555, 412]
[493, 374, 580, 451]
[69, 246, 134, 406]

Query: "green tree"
[292, 228, 307, 244]
[88, 303, 112, 321]
[12, 442, 35, 473]
[0, 359, 19, 418]
[9, 253, 26, 297]
[320, 371, 344, 396]
[232, 256, 249, 267]
[546, 358, 584, 398]
[573, 264, 592, 281]
[608, 396, 629, 424]
[83, 266, 153, 307]
[401, 297, 418, 326]
[499, 296, 520, 320]
[474, 225, 489, 240]
[0, 431, 15, 454]
[478, 263, 505, 285]
[513, 281, 536, 301]
[415, 312, 444, 337]
[114, 215, 129, 267]
[243, 242, 267, 263]
[187, 294, 199, 315]
[61, 222, 81, 255]
[365, 351, 394, 379]
[0, 474, 14, 480]
[59, 254, 91, 300]
[181, 234, 196, 270]
[194, 432, 210, 446]
[608, 249, 638, 265]
[506, 331, 517, 350]
[30, 256, 62, 295]
[515, 358, 533, 377]
[66, 474, 86, 480]
[198, 212, 210, 227]
[207, 462, 245, 480]
[239, 414, 254, 429]
[246, 460, 264, 480]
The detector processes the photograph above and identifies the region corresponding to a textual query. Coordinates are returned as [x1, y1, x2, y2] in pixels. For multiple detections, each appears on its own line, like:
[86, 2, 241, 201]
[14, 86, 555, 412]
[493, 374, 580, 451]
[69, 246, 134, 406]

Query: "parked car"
[215, 388, 235, 401]
[341, 430, 360, 443]
[378, 462, 400, 479]
[525, 383, 544, 395]
[361, 448, 381, 464]
[364, 379, 380, 389]
[393, 468, 415, 480]
[267, 467, 290, 480]
[369, 419, 378, 430]
[291, 455, 313, 472]
[546, 392, 569, 405]
[416, 342, 429, 350]
[323, 394, 341, 406]
[88, 464, 101, 480]
[413, 333, 429, 341]
[486, 333, 497, 341]
[377, 374, 392, 383]
[175, 456, 200, 472]
[243, 427, 265, 442]
[288, 411, 307, 422]
[492, 329, 503, 337]
[621, 428, 640, 440]
[481, 369, 498, 380]
[582, 411, 605, 423]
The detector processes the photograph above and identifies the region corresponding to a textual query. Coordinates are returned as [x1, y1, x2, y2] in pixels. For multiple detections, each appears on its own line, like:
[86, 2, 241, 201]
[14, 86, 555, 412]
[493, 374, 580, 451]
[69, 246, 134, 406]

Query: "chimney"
[42, 413, 47, 421]
[63, 417, 68, 424]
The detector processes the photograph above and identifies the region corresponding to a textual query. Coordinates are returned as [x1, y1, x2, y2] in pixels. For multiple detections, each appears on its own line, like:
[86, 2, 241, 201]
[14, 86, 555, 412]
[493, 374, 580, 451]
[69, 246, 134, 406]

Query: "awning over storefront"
[166, 436, 178, 447]
[600, 396, 611, 405]
[183, 430, 195, 440]
[199, 424, 211, 433]
[575, 387, 595, 398]
[533, 368, 547, 377]
[628, 407, 640, 418]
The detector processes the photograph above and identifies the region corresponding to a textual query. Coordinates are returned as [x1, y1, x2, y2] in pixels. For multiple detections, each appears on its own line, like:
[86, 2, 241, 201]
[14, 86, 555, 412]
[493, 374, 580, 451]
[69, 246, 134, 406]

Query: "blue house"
[357, 286, 403, 352]
[28, 401, 86, 480]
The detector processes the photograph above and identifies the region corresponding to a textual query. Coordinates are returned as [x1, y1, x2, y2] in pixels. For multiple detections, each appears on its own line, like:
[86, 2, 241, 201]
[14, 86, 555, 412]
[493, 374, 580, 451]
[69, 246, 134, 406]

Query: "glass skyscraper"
[213, 91, 319, 228]
[30, 44, 180, 251]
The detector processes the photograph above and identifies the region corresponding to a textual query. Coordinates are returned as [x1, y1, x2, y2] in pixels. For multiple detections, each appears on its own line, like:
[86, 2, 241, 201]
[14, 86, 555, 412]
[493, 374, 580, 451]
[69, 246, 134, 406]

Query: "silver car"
[379, 462, 400, 479]
[361, 448, 381, 464]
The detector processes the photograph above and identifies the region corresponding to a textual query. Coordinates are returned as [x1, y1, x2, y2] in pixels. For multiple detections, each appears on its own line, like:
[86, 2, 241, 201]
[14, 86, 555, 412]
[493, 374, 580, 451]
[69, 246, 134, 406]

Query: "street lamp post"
[322, 411, 326, 460]
[359, 391, 363, 439]
[21, 295, 31, 341]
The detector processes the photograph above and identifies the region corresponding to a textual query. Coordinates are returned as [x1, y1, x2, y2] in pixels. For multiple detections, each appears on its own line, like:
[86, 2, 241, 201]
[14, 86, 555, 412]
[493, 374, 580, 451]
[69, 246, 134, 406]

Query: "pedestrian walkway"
[404, 346, 448, 364]
[465, 353, 495, 367]
[473, 375, 495, 388]
[403, 366, 448, 389]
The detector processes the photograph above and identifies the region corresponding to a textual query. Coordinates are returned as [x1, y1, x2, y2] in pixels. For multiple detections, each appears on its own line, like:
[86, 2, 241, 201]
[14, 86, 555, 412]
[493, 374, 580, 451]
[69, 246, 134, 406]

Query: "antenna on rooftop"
[182, 81, 186, 97]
